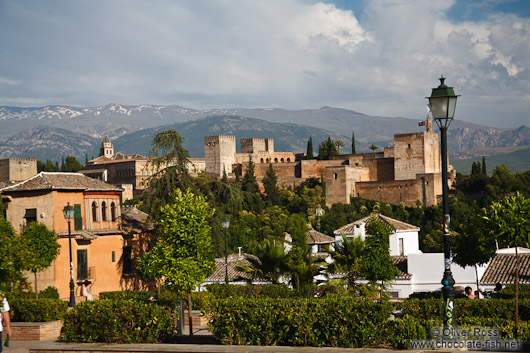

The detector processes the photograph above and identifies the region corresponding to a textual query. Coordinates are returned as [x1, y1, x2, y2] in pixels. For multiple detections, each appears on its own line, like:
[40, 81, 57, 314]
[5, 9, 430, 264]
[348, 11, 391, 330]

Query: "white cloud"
[0, 0, 528, 127]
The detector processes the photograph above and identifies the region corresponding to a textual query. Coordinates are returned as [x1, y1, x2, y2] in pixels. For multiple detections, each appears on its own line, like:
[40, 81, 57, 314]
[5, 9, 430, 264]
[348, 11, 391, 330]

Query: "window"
[77, 249, 88, 280]
[111, 202, 116, 221]
[74, 204, 82, 231]
[274, 158, 278, 163]
[101, 201, 107, 221]
[399, 238, 404, 256]
[333, 173, 338, 180]
[24, 208, 37, 225]
[287, 158, 291, 162]
[112, 251, 115, 262]
[281, 158, 284, 162]
[91, 202, 98, 222]
[122, 246, 132, 275]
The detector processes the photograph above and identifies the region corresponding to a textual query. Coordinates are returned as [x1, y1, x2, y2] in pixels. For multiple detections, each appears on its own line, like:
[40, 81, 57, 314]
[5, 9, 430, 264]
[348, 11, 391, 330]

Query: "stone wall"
[12, 320, 62, 341]
[240, 138, 274, 154]
[0, 158, 37, 183]
[205, 135, 236, 177]
[325, 165, 370, 207]
[393, 130, 439, 181]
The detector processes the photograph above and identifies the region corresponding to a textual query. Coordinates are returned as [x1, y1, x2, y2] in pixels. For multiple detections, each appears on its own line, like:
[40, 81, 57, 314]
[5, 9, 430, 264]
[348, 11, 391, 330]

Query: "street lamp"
[221, 215, 230, 284]
[427, 76, 459, 330]
[62, 203, 76, 307]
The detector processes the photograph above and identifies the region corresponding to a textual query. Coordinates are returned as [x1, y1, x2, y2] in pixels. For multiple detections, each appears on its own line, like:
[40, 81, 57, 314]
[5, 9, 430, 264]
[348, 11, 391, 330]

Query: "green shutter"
[74, 204, 82, 230]
[24, 208, 37, 218]
[77, 249, 88, 280]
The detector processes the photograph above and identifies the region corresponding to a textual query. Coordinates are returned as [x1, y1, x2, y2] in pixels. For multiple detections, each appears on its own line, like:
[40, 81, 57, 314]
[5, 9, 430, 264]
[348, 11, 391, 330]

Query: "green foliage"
[99, 290, 214, 311]
[242, 156, 259, 193]
[351, 131, 356, 154]
[237, 238, 289, 284]
[306, 136, 314, 159]
[10, 298, 67, 322]
[38, 286, 60, 299]
[19, 222, 60, 296]
[61, 155, 83, 172]
[262, 163, 279, 205]
[317, 137, 338, 160]
[142, 129, 193, 219]
[492, 284, 530, 299]
[138, 188, 215, 293]
[385, 314, 428, 349]
[59, 299, 176, 343]
[0, 218, 26, 292]
[327, 234, 365, 293]
[207, 296, 391, 347]
[361, 217, 399, 294]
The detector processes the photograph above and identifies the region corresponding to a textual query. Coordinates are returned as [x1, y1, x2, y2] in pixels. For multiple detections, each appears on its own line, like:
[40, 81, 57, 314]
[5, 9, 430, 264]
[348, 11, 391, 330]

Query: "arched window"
[287, 158, 291, 162]
[92, 202, 98, 222]
[101, 201, 107, 221]
[260, 158, 264, 163]
[280, 158, 284, 163]
[274, 158, 278, 163]
[111, 202, 116, 221]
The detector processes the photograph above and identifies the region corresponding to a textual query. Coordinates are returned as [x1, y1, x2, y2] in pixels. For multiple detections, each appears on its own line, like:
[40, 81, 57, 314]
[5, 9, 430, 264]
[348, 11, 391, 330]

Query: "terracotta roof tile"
[392, 256, 412, 280]
[334, 214, 419, 235]
[205, 254, 258, 282]
[306, 229, 335, 244]
[0, 172, 121, 193]
[481, 254, 530, 284]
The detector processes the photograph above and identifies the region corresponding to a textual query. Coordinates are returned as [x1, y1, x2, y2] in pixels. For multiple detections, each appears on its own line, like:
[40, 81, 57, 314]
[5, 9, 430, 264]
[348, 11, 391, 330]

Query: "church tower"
[99, 135, 114, 158]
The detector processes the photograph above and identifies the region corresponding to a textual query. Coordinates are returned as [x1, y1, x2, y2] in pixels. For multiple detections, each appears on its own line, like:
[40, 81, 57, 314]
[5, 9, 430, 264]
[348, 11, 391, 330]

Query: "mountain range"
[0, 104, 528, 172]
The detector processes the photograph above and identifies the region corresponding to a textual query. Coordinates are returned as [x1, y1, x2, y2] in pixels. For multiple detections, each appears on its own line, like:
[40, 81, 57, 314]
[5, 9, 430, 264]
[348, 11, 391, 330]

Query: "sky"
[0, 0, 529, 128]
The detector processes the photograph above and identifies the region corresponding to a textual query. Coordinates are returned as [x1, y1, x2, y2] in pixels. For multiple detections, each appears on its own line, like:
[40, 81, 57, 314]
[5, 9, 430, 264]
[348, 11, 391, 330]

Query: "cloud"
[0, 0, 528, 127]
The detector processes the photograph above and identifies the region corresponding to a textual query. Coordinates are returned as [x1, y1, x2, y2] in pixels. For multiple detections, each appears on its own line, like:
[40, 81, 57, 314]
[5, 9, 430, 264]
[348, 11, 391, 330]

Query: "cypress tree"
[242, 156, 259, 193]
[306, 137, 314, 160]
[263, 163, 279, 204]
[482, 156, 487, 175]
[352, 131, 356, 154]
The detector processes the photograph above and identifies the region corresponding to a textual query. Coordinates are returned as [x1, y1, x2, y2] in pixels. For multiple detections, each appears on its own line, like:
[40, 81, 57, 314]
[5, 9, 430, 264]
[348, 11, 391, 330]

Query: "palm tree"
[369, 144, 378, 152]
[237, 239, 289, 284]
[335, 140, 344, 155]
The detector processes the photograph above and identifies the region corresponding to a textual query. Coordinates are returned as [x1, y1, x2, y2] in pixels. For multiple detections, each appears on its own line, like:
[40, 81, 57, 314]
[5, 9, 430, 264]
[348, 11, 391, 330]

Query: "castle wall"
[0, 158, 37, 183]
[240, 138, 274, 154]
[300, 159, 348, 179]
[205, 135, 236, 177]
[393, 131, 439, 181]
[325, 165, 370, 207]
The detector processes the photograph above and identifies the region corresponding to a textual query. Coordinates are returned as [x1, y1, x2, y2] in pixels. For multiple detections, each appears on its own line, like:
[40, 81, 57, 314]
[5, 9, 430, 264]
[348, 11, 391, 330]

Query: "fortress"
[205, 117, 454, 208]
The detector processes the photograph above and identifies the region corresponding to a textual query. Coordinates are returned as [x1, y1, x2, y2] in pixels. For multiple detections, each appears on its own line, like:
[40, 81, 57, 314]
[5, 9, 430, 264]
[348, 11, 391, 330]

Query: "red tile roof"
[334, 214, 419, 235]
[306, 229, 335, 244]
[0, 172, 121, 193]
[481, 254, 530, 284]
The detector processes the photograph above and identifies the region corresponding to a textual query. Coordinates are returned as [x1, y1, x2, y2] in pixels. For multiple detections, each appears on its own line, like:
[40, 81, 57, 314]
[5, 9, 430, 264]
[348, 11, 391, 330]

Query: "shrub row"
[59, 299, 176, 343]
[399, 298, 530, 322]
[99, 290, 214, 312]
[491, 284, 530, 299]
[207, 296, 392, 347]
[10, 298, 67, 322]
[205, 283, 342, 298]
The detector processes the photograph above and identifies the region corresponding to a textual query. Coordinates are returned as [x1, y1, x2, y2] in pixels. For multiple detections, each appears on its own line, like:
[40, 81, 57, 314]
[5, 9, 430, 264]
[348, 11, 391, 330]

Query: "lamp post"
[221, 215, 230, 284]
[427, 76, 459, 330]
[62, 203, 76, 307]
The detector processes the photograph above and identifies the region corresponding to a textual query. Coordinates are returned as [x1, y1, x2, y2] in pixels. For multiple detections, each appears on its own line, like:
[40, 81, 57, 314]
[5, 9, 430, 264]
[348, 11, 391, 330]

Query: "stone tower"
[205, 135, 236, 177]
[99, 135, 114, 158]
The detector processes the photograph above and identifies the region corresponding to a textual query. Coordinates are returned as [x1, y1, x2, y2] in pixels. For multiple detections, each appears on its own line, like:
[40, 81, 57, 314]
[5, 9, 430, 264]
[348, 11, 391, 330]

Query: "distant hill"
[0, 126, 99, 161]
[451, 146, 530, 174]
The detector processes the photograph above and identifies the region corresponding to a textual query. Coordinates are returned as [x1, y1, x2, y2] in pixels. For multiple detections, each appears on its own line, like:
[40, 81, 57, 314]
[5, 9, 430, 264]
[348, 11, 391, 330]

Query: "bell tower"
[99, 135, 114, 158]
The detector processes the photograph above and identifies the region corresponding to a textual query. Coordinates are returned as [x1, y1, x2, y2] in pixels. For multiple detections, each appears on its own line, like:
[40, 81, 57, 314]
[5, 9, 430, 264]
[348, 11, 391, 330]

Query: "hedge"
[59, 299, 176, 343]
[207, 296, 391, 347]
[99, 290, 214, 311]
[10, 298, 68, 322]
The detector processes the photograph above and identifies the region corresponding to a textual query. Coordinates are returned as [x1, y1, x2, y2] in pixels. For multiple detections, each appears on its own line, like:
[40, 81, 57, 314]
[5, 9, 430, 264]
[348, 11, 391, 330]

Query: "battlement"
[240, 137, 274, 154]
[0, 158, 38, 183]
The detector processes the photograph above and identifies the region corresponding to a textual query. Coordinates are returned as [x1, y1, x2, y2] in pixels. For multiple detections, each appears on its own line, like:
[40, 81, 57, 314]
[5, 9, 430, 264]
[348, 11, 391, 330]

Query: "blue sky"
[1, 0, 529, 128]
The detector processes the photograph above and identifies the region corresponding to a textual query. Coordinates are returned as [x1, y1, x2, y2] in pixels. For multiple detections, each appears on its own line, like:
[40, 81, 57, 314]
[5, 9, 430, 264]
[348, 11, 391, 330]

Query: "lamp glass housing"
[63, 203, 75, 220]
[221, 215, 230, 229]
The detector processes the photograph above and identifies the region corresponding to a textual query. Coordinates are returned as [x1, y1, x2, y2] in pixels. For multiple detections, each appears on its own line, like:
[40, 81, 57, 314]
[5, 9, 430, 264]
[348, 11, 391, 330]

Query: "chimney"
[238, 247, 243, 259]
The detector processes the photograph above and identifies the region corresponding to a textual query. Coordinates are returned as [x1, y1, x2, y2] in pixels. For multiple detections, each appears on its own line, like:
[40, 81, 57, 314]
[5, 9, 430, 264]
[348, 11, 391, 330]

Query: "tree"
[361, 217, 399, 297]
[137, 188, 215, 335]
[482, 156, 487, 175]
[61, 156, 84, 172]
[0, 218, 26, 293]
[237, 239, 289, 284]
[285, 214, 316, 292]
[484, 192, 530, 337]
[262, 163, 279, 205]
[20, 222, 60, 298]
[306, 137, 314, 160]
[317, 137, 338, 160]
[328, 234, 366, 295]
[335, 140, 343, 155]
[369, 144, 378, 152]
[142, 129, 193, 219]
[351, 131, 356, 154]
[242, 156, 259, 193]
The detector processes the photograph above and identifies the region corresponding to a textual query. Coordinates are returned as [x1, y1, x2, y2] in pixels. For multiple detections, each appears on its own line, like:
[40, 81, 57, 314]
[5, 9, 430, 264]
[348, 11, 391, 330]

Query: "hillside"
[451, 146, 530, 174]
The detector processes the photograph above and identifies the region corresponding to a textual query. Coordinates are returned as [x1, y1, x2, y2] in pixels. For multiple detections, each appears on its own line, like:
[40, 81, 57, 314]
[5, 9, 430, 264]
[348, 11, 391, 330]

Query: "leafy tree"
[142, 129, 193, 219]
[317, 137, 338, 160]
[41, 159, 60, 172]
[369, 144, 378, 152]
[137, 188, 215, 335]
[351, 131, 356, 154]
[361, 217, 399, 297]
[484, 192, 530, 336]
[61, 156, 84, 172]
[306, 136, 314, 160]
[20, 222, 60, 298]
[285, 214, 316, 292]
[262, 163, 279, 205]
[0, 218, 26, 293]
